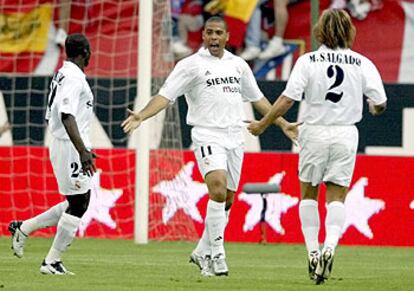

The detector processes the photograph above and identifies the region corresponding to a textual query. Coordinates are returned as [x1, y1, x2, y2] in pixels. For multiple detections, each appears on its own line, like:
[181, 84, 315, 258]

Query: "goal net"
[0, 0, 198, 241]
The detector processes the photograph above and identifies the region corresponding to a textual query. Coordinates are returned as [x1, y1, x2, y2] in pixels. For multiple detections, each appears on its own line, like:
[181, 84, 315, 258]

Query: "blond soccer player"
[248, 9, 387, 284]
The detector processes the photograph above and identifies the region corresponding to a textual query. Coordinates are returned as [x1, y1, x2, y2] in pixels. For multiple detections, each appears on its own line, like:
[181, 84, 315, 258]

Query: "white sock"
[324, 201, 346, 250]
[299, 199, 320, 254]
[205, 200, 226, 258]
[45, 212, 80, 264]
[194, 225, 210, 257]
[194, 208, 231, 257]
[21, 201, 68, 235]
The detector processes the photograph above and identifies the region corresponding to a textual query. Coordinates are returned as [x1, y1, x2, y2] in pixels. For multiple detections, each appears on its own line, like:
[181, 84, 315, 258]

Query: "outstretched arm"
[250, 96, 298, 141]
[121, 94, 170, 134]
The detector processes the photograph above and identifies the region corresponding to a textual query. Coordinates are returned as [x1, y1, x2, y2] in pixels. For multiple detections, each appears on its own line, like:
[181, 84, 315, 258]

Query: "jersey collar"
[63, 61, 86, 77]
[198, 47, 232, 60]
[318, 45, 350, 52]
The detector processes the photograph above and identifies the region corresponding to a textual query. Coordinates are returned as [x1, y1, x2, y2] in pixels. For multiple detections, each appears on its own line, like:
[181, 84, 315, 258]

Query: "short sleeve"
[57, 77, 83, 116]
[240, 60, 264, 102]
[362, 59, 387, 105]
[158, 59, 194, 102]
[282, 55, 308, 101]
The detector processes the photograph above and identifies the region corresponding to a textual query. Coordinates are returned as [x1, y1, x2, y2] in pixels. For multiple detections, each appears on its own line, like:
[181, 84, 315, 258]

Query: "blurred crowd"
[170, 0, 383, 60]
[52, 0, 384, 61]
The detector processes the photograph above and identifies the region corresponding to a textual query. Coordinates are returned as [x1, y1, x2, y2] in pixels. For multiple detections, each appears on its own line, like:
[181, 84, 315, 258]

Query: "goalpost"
[0, 0, 198, 242]
[135, 0, 152, 244]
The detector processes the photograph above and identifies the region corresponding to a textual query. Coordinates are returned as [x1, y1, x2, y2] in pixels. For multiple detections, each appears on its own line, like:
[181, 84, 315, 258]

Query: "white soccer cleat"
[314, 247, 334, 285]
[40, 260, 75, 275]
[212, 254, 228, 276]
[258, 36, 286, 60]
[239, 46, 261, 61]
[200, 255, 214, 277]
[189, 252, 214, 277]
[308, 250, 320, 280]
[8, 221, 28, 258]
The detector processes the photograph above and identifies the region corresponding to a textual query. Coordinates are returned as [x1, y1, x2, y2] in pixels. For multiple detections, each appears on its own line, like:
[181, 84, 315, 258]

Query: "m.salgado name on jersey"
[206, 76, 241, 93]
[310, 53, 361, 66]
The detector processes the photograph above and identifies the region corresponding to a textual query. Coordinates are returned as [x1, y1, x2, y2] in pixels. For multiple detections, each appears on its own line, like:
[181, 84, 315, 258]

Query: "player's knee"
[65, 190, 91, 218]
[208, 180, 227, 202]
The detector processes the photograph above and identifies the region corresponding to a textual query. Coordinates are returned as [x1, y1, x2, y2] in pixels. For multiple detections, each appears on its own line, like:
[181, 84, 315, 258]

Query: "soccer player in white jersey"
[122, 16, 300, 277]
[248, 9, 387, 284]
[8, 33, 96, 275]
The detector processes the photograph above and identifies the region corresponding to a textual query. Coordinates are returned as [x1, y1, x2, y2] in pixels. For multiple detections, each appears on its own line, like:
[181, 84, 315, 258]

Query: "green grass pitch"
[1, 237, 413, 290]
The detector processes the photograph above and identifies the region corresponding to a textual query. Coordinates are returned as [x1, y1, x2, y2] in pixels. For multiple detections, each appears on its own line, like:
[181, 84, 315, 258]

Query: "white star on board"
[342, 177, 385, 239]
[78, 171, 123, 237]
[238, 172, 299, 235]
[410, 200, 414, 210]
[152, 161, 208, 224]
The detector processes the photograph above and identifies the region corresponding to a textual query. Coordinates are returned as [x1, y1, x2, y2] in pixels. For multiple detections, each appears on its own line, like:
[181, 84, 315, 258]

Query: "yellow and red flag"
[0, 1, 52, 72]
[205, 0, 259, 48]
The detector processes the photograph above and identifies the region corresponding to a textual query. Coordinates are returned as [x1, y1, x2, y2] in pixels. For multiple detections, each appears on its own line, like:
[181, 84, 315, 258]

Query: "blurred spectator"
[330, 0, 383, 21]
[55, 0, 71, 47]
[240, 0, 289, 61]
[204, 0, 228, 15]
[171, 0, 204, 59]
[239, 0, 263, 61]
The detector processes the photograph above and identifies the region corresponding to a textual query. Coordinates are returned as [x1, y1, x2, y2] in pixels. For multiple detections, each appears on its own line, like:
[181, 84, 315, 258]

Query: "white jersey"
[159, 47, 263, 129]
[45, 61, 94, 147]
[283, 45, 387, 125]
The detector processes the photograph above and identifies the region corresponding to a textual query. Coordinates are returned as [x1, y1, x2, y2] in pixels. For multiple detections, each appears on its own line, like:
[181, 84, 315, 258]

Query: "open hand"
[121, 109, 143, 134]
[281, 121, 303, 146]
[80, 149, 97, 177]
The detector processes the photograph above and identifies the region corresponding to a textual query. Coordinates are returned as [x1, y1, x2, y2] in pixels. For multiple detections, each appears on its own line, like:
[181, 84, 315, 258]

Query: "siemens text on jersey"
[206, 76, 241, 93]
[310, 52, 361, 66]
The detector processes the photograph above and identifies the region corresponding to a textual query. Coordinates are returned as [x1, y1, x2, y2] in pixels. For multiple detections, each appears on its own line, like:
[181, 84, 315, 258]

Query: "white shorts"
[298, 124, 358, 187]
[49, 136, 92, 195]
[192, 127, 244, 192]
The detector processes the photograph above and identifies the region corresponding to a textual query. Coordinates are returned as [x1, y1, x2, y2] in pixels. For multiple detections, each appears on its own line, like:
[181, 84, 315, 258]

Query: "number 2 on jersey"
[71, 162, 80, 178]
[325, 65, 344, 103]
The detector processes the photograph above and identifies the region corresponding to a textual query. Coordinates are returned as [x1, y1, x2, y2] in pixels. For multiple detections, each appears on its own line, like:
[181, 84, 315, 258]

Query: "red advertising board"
[1, 146, 414, 246]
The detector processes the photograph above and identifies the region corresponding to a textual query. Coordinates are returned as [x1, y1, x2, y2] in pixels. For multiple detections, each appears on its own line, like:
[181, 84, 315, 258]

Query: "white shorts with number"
[49, 136, 92, 195]
[192, 127, 244, 192]
[298, 124, 358, 187]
